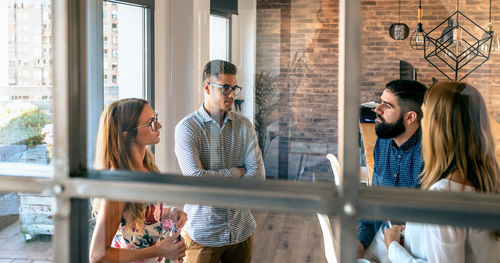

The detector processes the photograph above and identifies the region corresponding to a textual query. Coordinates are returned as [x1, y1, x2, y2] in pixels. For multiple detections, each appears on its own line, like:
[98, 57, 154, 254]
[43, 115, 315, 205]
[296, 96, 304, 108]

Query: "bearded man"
[357, 79, 427, 260]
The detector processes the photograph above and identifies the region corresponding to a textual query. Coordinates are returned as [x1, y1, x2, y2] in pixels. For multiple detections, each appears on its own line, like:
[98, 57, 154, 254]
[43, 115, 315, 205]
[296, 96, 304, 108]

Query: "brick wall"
[360, 0, 500, 116]
[256, 0, 500, 180]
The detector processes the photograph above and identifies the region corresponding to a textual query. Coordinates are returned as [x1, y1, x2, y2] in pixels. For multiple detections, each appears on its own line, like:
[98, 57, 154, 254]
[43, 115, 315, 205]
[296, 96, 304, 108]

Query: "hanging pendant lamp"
[410, 0, 428, 50]
[423, 0, 492, 81]
[480, 0, 500, 53]
[389, 0, 409, 40]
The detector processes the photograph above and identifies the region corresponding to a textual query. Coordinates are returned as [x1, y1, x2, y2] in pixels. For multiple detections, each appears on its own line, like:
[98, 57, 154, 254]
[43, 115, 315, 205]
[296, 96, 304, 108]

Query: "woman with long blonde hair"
[383, 82, 500, 262]
[89, 98, 187, 263]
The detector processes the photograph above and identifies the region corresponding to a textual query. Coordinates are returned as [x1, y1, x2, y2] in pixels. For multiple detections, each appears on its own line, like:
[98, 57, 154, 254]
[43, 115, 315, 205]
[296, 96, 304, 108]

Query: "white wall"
[232, 0, 256, 122]
[154, 0, 210, 173]
[192, 0, 211, 108]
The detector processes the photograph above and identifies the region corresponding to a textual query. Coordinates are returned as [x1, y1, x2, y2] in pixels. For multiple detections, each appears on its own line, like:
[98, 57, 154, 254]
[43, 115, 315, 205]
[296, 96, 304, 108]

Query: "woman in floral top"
[89, 98, 187, 263]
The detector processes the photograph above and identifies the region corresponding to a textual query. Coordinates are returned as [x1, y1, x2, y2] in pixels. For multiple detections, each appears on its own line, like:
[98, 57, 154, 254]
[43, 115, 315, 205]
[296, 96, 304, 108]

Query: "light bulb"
[446, 28, 470, 63]
[491, 32, 500, 53]
[480, 24, 493, 53]
[416, 33, 425, 45]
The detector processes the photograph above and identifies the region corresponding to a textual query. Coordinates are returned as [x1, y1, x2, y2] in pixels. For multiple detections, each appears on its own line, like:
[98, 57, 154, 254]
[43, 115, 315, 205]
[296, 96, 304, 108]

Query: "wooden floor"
[0, 211, 328, 263]
[252, 211, 328, 263]
[0, 220, 53, 262]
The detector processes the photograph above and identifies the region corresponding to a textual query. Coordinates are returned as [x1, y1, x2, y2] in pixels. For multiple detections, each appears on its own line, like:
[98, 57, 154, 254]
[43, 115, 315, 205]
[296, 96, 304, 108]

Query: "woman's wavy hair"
[92, 98, 160, 235]
[420, 82, 499, 239]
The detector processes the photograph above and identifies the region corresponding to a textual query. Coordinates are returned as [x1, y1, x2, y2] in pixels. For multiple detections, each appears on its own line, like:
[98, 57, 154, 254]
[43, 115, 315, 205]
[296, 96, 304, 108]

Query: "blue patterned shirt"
[358, 128, 423, 249]
[174, 105, 265, 247]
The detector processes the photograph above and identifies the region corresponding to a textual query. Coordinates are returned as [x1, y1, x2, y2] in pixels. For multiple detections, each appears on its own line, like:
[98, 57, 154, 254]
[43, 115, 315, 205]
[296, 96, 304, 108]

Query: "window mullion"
[338, 0, 362, 262]
[358, 187, 500, 230]
[0, 175, 50, 193]
[52, 0, 72, 261]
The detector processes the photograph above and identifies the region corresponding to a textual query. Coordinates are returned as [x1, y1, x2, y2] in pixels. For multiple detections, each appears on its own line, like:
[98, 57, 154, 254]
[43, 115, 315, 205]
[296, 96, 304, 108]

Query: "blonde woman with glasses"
[89, 98, 187, 263]
[381, 82, 500, 262]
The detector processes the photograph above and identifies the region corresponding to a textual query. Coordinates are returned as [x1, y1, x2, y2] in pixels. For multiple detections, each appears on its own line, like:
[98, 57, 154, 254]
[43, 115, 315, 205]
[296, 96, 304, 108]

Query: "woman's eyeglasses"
[208, 82, 242, 96]
[135, 112, 159, 132]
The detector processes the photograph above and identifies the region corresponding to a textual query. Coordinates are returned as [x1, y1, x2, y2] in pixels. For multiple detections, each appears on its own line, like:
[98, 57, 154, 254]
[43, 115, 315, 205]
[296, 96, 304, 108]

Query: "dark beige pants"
[183, 233, 253, 263]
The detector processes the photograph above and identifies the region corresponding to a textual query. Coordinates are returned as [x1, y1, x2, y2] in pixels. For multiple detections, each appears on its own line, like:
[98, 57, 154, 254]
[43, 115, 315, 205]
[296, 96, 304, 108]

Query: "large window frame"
[0, 1, 499, 262]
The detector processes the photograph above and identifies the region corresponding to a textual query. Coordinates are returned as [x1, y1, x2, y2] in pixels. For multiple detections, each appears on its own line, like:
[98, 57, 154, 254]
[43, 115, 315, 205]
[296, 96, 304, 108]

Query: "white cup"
[357, 259, 370, 263]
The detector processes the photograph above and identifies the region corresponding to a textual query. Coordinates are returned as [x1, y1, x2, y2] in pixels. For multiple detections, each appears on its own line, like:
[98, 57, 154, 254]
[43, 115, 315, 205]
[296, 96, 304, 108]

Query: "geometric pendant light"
[423, 0, 492, 81]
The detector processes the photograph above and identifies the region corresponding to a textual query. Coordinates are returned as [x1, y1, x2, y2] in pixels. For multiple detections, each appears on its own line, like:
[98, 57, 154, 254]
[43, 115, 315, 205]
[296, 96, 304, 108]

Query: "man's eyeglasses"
[135, 112, 159, 132]
[208, 82, 242, 96]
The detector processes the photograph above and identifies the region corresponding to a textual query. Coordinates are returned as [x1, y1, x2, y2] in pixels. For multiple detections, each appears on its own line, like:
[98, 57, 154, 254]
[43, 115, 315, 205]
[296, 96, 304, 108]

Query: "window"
[1, 1, 54, 259]
[1, 0, 53, 174]
[1, 1, 499, 262]
[210, 14, 230, 61]
[103, 0, 149, 104]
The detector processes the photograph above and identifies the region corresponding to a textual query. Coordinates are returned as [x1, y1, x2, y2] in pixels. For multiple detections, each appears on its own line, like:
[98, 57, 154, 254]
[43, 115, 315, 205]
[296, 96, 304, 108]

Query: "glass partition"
[87, 197, 329, 263]
[358, 215, 500, 263]
[253, 0, 342, 183]
[358, 0, 500, 186]
[1, 0, 500, 262]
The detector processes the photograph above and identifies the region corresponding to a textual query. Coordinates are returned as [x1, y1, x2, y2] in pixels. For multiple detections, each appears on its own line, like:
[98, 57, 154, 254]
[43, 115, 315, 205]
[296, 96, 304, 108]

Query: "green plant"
[0, 101, 49, 146]
[254, 71, 280, 158]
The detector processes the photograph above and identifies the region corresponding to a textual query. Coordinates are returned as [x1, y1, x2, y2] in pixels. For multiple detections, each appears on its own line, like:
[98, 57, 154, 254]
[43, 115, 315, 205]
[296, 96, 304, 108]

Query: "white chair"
[317, 212, 337, 263]
[326, 154, 341, 186]
[315, 154, 341, 263]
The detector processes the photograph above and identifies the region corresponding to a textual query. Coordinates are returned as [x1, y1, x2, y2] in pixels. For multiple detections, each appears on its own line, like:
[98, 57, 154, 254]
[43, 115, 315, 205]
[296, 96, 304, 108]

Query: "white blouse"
[387, 179, 500, 263]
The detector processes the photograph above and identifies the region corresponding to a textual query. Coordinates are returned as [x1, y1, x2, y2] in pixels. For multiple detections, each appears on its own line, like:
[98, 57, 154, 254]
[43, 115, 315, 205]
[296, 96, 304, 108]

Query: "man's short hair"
[385, 79, 427, 122]
[202, 60, 237, 82]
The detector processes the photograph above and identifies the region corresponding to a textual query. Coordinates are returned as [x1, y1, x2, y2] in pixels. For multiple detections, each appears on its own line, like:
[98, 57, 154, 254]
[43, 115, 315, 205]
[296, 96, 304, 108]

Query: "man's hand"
[357, 241, 365, 258]
[237, 167, 246, 176]
[170, 208, 188, 229]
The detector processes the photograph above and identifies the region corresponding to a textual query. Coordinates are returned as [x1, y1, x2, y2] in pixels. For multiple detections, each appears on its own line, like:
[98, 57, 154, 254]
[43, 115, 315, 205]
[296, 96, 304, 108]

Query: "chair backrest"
[326, 154, 341, 186]
[318, 154, 341, 263]
[316, 213, 338, 263]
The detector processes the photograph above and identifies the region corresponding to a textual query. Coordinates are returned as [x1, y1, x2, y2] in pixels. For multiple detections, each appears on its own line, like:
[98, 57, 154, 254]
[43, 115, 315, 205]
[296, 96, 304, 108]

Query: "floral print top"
[112, 202, 174, 263]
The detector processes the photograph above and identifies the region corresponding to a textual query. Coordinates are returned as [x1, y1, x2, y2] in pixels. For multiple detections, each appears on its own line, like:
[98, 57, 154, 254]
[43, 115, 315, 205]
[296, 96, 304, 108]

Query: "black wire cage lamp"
[410, 0, 429, 50]
[424, 0, 492, 81]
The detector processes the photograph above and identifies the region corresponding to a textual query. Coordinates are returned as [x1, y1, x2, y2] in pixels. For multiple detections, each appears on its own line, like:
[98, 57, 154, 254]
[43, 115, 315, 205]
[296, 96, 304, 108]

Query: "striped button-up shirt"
[174, 105, 265, 247]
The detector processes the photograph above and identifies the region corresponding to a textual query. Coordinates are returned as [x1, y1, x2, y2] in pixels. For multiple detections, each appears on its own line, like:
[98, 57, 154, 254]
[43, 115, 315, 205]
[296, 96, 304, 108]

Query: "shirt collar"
[197, 104, 233, 123]
[393, 127, 421, 151]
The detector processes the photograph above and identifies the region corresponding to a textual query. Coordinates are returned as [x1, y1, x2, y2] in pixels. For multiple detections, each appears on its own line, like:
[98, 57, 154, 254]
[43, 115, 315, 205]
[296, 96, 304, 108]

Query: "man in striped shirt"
[175, 60, 265, 263]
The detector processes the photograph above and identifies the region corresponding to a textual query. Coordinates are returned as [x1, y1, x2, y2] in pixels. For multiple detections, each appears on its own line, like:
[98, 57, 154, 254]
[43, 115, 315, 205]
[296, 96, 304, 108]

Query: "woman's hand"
[170, 208, 188, 229]
[155, 232, 187, 261]
[384, 225, 404, 248]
